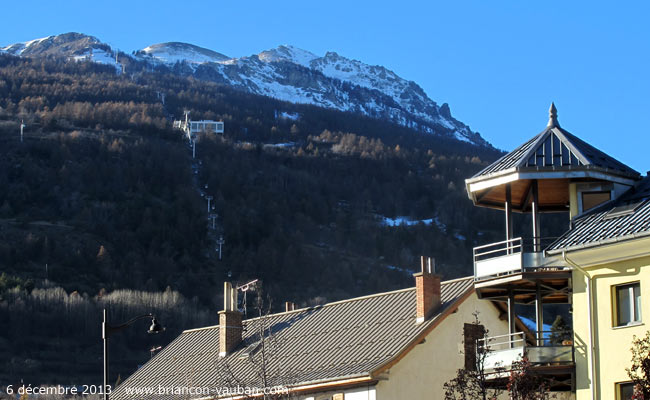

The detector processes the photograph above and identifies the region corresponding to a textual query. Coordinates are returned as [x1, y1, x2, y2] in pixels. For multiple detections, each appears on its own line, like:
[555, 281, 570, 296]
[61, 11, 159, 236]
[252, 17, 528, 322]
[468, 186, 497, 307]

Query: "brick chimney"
[219, 282, 242, 357]
[413, 256, 441, 324]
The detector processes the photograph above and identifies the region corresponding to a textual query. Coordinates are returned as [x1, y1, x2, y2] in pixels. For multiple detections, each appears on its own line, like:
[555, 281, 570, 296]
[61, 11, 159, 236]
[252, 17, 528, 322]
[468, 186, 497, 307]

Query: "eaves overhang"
[466, 166, 638, 195]
[546, 233, 650, 267]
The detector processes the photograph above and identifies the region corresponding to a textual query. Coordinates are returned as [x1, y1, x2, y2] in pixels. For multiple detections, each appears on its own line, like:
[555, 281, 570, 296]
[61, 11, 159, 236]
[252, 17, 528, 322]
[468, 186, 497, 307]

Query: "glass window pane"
[619, 382, 635, 399]
[618, 285, 632, 325]
[582, 191, 611, 211]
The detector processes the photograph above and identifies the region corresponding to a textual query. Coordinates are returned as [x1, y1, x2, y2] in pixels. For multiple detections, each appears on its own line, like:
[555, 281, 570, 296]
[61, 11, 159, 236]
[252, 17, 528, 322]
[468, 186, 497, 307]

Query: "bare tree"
[443, 312, 503, 400]
[507, 357, 555, 400]
[214, 287, 296, 399]
[627, 330, 650, 399]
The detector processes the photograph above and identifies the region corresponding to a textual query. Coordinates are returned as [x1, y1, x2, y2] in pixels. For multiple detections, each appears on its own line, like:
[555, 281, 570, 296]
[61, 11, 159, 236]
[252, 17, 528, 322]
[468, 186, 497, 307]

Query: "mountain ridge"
[1, 32, 490, 148]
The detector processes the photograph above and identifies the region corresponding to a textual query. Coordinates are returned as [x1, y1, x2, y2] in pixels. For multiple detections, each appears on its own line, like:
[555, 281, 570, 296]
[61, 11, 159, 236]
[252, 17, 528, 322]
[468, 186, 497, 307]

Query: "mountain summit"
[1, 32, 110, 57]
[1, 33, 489, 147]
[135, 42, 230, 65]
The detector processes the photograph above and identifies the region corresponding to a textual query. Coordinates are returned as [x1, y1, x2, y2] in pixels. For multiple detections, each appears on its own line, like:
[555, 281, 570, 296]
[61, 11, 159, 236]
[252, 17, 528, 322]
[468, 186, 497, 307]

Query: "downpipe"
[563, 251, 596, 400]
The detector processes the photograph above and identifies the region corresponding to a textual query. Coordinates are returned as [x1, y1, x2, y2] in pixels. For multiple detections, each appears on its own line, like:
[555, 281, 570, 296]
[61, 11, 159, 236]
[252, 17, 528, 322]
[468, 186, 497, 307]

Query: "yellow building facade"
[465, 104, 650, 399]
[566, 242, 650, 399]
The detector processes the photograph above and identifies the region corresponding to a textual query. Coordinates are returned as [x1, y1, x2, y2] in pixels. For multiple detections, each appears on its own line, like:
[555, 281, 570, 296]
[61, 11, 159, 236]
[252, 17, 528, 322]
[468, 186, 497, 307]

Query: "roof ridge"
[244, 275, 474, 322]
[242, 286, 416, 323]
[182, 276, 474, 332]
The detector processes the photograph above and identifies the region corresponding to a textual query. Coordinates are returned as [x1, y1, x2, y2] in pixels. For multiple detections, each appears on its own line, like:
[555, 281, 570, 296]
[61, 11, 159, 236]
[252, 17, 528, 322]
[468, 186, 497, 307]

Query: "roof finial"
[547, 102, 559, 128]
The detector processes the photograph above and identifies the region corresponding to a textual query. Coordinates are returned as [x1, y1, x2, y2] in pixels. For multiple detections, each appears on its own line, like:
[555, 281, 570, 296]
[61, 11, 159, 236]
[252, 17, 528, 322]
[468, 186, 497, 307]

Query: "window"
[615, 282, 642, 327]
[617, 382, 636, 399]
[582, 190, 611, 211]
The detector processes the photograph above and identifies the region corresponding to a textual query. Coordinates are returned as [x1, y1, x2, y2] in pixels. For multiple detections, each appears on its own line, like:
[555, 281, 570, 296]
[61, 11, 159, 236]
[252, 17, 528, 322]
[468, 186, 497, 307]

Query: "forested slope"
[0, 54, 515, 385]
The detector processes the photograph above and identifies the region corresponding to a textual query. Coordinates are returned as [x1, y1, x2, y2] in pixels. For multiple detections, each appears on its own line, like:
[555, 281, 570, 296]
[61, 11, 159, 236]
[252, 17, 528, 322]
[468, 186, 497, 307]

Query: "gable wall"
[374, 292, 508, 399]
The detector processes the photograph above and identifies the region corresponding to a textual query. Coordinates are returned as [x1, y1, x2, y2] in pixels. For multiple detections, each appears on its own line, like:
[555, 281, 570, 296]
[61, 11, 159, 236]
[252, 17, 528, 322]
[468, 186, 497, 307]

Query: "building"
[465, 103, 649, 399]
[547, 174, 650, 400]
[174, 114, 224, 141]
[112, 259, 513, 399]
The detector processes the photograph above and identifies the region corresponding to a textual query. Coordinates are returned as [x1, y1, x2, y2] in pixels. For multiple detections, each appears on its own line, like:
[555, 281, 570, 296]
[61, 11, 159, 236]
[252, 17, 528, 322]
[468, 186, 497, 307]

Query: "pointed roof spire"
[547, 102, 559, 128]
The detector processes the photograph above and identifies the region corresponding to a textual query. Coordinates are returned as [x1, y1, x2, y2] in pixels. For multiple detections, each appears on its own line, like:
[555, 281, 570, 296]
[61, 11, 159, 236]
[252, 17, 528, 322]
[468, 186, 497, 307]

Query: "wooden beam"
[520, 180, 534, 212]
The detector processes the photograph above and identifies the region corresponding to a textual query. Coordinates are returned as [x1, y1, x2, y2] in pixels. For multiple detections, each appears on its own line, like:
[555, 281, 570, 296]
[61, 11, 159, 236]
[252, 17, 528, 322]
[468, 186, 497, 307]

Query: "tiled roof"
[112, 277, 474, 400]
[471, 125, 639, 180]
[547, 176, 650, 252]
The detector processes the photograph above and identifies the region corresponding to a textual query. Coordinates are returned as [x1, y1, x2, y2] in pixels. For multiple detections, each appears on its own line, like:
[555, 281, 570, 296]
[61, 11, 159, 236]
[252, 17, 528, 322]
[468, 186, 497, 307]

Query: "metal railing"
[478, 330, 575, 373]
[473, 237, 563, 281]
[474, 237, 523, 262]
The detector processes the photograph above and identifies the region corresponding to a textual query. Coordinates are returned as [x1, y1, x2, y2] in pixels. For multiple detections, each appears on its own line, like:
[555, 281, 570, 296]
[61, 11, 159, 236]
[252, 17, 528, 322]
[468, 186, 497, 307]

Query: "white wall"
[375, 292, 508, 399]
[299, 385, 376, 400]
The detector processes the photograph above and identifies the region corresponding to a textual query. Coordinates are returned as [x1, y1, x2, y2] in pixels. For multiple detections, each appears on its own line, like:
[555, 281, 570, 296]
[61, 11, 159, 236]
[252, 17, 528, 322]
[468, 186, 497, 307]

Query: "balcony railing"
[478, 330, 574, 374]
[473, 237, 566, 281]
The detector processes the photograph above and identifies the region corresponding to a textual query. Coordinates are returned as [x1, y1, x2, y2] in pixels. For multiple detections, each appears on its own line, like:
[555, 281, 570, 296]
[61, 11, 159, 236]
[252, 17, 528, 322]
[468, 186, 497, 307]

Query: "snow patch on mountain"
[258, 45, 318, 68]
[277, 111, 300, 120]
[1, 36, 53, 55]
[72, 49, 121, 72]
[380, 216, 435, 227]
[136, 42, 229, 65]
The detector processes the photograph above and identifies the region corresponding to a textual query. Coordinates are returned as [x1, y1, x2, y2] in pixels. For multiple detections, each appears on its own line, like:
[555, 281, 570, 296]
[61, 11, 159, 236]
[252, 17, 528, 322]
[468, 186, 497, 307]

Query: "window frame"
[613, 282, 642, 328]
[581, 190, 611, 212]
[617, 381, 636, 400]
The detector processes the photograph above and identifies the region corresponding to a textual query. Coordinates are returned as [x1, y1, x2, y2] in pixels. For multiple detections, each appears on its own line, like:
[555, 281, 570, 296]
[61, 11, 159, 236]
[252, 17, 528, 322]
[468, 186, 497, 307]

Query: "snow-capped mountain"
[3, 32, 107, 57]
[143, 42, 486, 146]
[0, 33, 489, 147]
[1, 33, 121, 71]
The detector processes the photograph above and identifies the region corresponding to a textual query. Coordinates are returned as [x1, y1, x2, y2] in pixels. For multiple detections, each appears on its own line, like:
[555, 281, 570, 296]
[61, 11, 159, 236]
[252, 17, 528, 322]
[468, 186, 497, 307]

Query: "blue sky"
[3, 1, 649, 171]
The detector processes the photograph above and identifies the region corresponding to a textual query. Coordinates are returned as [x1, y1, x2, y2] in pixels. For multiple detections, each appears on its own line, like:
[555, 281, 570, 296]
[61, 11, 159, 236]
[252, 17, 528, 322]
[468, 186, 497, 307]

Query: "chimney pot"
[285, 301, 295, 312]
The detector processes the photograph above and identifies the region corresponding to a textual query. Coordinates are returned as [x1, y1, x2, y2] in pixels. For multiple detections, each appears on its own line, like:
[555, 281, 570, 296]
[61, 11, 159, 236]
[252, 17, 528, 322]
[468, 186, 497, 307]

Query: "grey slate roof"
[547, 176, 650, 253]
[112, 277, 474, 400]
[471, 125, 639, 180]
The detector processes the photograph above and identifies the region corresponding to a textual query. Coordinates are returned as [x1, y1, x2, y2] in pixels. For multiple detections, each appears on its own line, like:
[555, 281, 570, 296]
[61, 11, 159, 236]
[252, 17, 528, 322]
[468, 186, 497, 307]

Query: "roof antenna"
[547, 102, 560, 128]
[236, 279, 259, 317]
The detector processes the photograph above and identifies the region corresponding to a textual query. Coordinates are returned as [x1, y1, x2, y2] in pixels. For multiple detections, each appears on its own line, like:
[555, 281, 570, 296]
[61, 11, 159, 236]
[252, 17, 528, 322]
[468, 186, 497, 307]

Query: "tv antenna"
[20, 120, 25, 143]
[150, 346, 162, 358]
[236, 279, 259, 316]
